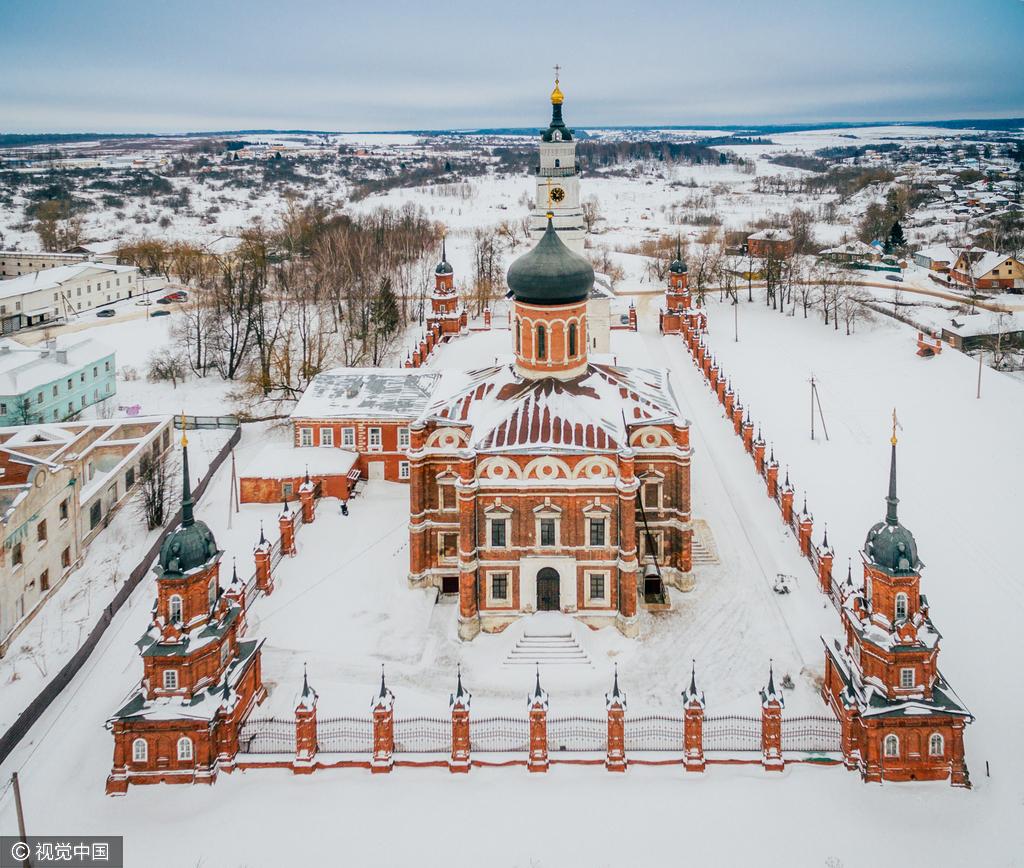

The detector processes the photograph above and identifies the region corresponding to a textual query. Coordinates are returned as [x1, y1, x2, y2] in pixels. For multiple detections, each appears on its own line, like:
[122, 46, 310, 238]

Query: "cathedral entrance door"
[536, 568, 560, 611]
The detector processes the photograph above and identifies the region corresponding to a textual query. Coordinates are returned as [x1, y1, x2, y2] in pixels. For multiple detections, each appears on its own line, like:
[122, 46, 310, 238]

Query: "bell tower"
[529, 68, 586, 254]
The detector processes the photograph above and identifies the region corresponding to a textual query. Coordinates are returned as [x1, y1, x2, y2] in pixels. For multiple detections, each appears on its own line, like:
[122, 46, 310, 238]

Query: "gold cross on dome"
[891, 407, 900, 446]
[553, 64, 561, 83]
[545, 177, 553, 209]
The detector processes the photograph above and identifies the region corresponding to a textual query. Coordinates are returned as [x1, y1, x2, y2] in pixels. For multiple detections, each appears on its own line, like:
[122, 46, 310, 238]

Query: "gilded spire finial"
[180, 410, 188, 448]
[550, 65, 564, 105]
[891, 407, 899, 447]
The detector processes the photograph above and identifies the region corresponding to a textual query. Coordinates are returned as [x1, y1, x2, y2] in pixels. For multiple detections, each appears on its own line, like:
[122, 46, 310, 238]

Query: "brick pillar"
[780, 476, 794, 525]
[411, 346, 421, 367]
[742, 419, 755, 454]
[628, 303, 637, 331]
[254, 529, 273, 595]
[299, 478, 316, 525]
[723, 385, 734, 414]
[371, 669, 395, 773]
[760, 664, 785, 772]
[708, 364, 718, 391]
[605, 667, 627, 772]
[798, 502, 813, 556]
[717, 377, 727, 405]
[527, 669, 549, 773]
[732, 403, 744, 435]
[457, 453, 480, 641]
[753, 437, 766, 475]
[483, 307, 491, 329]
[404, 354, 413, 369]
[766, 460, 779, 499]
[818, 529, 834, 595]
[449, 667, 471, 773]
[215, 705, 241, 774]
[279, 503, 297, 556]
[407, 422, 428, 581]
[106, 723, 129, 795]
[294, 668, 318, 774]
[682, 663, 705, 773]
[616, 448, 639, 637]
[950, 719, 970, 788]
[837, 706, 860, 771]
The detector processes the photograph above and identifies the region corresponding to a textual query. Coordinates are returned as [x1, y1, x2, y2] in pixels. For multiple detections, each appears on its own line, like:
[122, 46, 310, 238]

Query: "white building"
[0, 261, 139, 333]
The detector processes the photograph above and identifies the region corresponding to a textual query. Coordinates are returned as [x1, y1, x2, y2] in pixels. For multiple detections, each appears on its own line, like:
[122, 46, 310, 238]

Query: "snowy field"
[1, 292, 1021, 866]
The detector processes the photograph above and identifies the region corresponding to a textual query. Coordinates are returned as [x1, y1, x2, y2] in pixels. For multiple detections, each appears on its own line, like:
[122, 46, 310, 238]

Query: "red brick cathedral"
[408, 216, 693, 639]
[823, 426, 971, 785]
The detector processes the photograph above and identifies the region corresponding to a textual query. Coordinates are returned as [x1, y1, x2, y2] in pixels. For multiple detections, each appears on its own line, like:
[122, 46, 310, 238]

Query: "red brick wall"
[291, 418, 413, 483]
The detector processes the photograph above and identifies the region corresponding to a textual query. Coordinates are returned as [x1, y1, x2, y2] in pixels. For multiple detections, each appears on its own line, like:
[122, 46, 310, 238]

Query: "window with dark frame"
[536, 325, 547, 360]
[540, 518, 556, 547]
[441, 533, 458, 559]
[492, 573, 508, 600]
[490, 518, 507, 548]
[37, 519, 47, 543]
[589, 518, 605, 547]
[589, 573, 605, 600]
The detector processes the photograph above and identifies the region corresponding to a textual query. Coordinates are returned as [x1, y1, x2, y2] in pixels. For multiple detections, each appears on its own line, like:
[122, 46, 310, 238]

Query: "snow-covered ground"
[1, 289, 1021, 866]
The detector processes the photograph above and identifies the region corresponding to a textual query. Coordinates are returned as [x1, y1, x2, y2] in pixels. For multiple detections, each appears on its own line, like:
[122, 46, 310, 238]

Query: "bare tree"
[136, 449, 175, 530]
[147, 346, 186, 388]
[581, 196, 601, 233]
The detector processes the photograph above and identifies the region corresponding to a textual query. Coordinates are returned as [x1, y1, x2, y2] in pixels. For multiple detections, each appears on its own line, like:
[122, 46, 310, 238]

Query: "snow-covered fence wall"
[0, 427, 242, 766]
[678, 319, 845, 610]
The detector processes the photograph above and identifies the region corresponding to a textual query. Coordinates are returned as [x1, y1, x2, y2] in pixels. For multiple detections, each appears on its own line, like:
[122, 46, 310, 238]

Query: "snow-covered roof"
[292, 368, 441, 421]
[820, 240, 876, 257]
[0, 334, 115, 395]
[958, 250, 1018, 278]
[913, 244, 959, 264]
[748, 228, 793, 242]
[241, 443, 358, 479]
[0, 261, 135, 301]
[418, 362, 684, 453]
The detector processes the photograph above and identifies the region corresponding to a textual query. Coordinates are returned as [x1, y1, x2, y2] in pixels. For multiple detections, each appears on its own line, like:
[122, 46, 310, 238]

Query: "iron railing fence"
[238, 716, 296, 754]
[318, 716, 374, 753]
[547, 715, 606, 752]
[469, 716, 530, 753]
[393, 716, 451, 753]
[703, 715, 762, 752]
[623, 714, 685, 752]
[780, 715, 842, 753]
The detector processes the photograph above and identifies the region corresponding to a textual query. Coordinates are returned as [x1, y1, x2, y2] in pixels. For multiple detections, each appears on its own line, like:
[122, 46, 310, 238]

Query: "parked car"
[885, 274, 904, 282]
[163, 290, 188, 302]
[96, 308, 116, 318]
[155, 297, 171, 305]
[134, 297, 152, 306]
[151, 309, 171, 317]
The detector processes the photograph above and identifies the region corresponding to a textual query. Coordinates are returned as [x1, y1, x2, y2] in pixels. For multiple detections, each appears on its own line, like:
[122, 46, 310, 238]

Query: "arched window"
[568, 322, 577, 357]
[554, 158, 561, 168]
[208, 577, 217, 610]
[177, 736, 193, 761]
[163, 669, 178, 690]
[168, 594, 183, 623]
[536, 325, 547, 360]
[883, 734, 899, 758]
[895, 592, 908, 622]
[929, 733, 944, 757]
[132, 738, 148, 763]
[516, 319, 521, 353]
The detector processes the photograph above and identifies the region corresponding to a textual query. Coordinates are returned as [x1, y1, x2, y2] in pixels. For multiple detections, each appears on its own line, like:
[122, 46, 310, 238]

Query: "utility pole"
[12, 771, 31, 868]
[733, 297, 738, 342]
[810, 375, 815, 440]
[976, 348, 983, 399]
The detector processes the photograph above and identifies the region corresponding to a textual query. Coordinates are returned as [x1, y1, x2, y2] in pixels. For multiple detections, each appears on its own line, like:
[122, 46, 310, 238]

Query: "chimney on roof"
[56, 350, 68, 364]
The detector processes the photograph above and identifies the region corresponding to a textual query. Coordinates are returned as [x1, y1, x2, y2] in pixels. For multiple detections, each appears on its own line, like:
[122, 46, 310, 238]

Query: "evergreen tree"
[887, 220, 906, 251]
[370, 276, 400, 365]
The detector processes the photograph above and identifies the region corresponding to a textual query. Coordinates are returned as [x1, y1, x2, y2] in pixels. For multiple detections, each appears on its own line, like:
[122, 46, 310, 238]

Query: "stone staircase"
[504, 630, 591, 666]
[691, 519, 720, 566]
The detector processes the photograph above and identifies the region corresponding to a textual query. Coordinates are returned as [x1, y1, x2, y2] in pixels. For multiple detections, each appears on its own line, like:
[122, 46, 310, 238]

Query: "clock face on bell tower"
[550, 186, 565, 203]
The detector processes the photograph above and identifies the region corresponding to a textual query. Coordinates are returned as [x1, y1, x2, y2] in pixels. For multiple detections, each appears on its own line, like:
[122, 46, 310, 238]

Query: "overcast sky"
[2, 0, 1023, 133]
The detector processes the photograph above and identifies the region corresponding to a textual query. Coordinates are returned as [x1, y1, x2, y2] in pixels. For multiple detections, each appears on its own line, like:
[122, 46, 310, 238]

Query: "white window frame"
[299, 427, 313, 447]
[398, 460, 410, 480]
[587, 516, 608, 547]
[177, 736, 193, 761]
[533, 504, 562, 549]
[883, 734, 899, 758]
[320, 427, 334, 447]
[342, 427, 355, 448]
[132, 738, 148, 763]
[168, 594, 183, 623]
[439, 532, 459, 562]
[438, 479, 457, 512]
[398, 427, 410, 449]
[899, 667, 915, 689]
[641, 529, 663, 560]
[928, 732, 944, 757]
[163, 669, 179, 690]
[586, 570, 610, 606]
[894, 592, 908, 622]
[486, 570, 512, 607]
[642, 477, 664, 511]
[368, 427, 383, 451]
